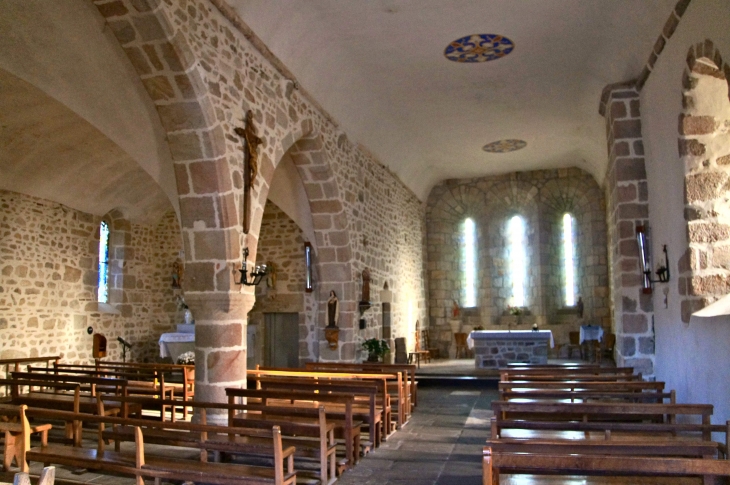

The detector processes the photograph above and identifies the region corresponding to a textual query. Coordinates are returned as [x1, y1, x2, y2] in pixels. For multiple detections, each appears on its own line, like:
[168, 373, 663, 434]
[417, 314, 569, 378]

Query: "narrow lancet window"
[462, 218, 477, 308]
[98, 221, 110, 303]
[508, 215, 526, 307]
[562, 213, 576, 306]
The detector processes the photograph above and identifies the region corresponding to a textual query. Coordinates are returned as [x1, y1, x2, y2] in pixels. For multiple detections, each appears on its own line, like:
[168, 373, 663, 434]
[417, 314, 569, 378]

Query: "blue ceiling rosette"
[444, 34, 514, 63]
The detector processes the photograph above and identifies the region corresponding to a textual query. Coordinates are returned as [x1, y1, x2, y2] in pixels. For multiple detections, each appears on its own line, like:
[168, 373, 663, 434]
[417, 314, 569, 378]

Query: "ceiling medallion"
[482, 139, 527, 153]
[444, 34, 514, 63]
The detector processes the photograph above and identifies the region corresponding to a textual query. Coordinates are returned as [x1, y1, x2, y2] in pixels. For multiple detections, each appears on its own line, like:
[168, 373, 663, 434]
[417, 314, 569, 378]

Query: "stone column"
[601, 84, 655, 378]
[185, 292, 254, 411]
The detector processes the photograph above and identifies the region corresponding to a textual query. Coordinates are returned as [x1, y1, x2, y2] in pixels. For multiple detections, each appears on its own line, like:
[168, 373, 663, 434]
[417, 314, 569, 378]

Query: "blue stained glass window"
[98, 221, 110, 303]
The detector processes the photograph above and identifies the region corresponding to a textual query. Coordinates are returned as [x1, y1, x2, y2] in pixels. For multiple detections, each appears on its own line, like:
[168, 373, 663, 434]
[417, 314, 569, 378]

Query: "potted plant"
[362, 338, 389, 362]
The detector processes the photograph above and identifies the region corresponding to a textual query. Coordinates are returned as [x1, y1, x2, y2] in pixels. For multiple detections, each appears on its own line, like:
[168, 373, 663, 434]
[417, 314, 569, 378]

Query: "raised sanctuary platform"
[468, 330, 554, 369]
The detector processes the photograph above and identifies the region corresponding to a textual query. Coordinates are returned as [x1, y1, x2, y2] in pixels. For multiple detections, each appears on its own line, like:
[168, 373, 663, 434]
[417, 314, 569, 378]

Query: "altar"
[468, 330, 554, 369]
[159, 324, 195, 362]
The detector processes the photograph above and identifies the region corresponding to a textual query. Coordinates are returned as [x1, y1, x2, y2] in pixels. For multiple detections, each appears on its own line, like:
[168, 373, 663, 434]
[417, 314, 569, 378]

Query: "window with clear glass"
[461, 218, 477, 308]
[98, 221, 110, 303]
[562, 213, 576, 306]
[507, 215, 526, 307]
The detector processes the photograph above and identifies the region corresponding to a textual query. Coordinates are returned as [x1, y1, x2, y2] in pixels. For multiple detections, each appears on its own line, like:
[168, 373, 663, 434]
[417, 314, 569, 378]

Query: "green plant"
[362, 338, 389, 357]
[508, 305, 523, 316]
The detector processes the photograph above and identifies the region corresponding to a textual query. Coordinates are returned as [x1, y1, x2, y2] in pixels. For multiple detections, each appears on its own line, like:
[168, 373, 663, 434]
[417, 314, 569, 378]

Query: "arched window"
[98, 221, 110, 303]
[562, 213, 577, 306]
[507, 215, 526, 307]
[461, 218, 477, 308]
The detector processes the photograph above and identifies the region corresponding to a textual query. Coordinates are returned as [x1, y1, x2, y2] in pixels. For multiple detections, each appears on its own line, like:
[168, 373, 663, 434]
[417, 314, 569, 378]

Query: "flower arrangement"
[362, 338, 389, 361]
[508, 305, 523, 316]
[176, 351, 195, 365]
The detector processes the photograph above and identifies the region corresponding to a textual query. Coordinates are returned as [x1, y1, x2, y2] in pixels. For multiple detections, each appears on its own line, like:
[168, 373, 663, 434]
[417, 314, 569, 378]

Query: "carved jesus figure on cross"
[234, 109, 262, 234]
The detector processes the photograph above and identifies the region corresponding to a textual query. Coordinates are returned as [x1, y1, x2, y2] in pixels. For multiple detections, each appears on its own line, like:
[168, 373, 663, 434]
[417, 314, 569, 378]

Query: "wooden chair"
[594, 333, 616, 363]
[423, 330, 439, 360]
[566, 331, 583, 359]
[454, 333, 469, 359]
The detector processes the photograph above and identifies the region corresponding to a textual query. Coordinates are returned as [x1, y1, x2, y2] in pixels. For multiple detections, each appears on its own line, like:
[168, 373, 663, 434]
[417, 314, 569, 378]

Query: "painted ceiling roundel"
[444, 34, 514, 63]
[482, 139, 527, 153]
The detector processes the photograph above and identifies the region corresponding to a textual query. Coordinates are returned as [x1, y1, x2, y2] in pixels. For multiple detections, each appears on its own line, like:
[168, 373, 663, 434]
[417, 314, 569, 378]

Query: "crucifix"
[234, 110, 262, 234]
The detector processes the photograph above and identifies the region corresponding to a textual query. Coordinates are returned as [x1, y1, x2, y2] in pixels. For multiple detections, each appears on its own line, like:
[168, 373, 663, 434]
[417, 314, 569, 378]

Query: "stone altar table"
[468, 330, 554, 369]
[158, 324, 195, 361]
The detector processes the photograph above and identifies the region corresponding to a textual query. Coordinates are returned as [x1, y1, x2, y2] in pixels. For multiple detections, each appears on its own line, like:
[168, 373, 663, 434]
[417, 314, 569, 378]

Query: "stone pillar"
[185, 292, 254, 410]
[601, 84, 655, 378]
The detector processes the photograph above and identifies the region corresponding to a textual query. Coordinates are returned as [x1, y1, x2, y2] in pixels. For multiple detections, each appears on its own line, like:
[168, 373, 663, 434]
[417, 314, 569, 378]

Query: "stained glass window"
[98, 221, 110, 303]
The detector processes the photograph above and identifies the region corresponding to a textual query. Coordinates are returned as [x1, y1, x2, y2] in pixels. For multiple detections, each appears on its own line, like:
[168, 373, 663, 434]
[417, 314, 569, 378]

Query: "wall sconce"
[636, 225, 670, 294]
[237, 248, 268, 286]
[304, 242, 313, 292]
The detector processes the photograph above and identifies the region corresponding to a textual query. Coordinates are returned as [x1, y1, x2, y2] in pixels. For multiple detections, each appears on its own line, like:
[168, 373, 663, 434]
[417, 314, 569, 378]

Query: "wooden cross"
[234, 110, 262, 234]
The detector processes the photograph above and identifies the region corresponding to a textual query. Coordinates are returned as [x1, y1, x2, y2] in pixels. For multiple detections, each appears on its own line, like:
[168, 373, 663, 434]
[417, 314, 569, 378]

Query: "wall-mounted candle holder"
[636, 225, 670, 294]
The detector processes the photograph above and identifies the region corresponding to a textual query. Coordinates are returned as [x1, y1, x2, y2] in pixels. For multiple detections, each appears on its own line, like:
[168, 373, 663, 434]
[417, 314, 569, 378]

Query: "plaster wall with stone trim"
[425, 169, 609, 357]
[639, 0, 730, 425]
[0, 189, 184, 365]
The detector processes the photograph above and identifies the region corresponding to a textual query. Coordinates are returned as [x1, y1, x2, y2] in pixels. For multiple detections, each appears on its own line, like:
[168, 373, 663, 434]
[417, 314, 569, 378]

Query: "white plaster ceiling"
[0, 69, 172, 224]
[0, 0, 178, 223]
[228, 0, 678, 199]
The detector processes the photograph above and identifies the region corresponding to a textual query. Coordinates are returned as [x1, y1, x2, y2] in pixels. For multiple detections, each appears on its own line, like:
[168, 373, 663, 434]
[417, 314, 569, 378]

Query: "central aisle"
[336, 386, 497, 485]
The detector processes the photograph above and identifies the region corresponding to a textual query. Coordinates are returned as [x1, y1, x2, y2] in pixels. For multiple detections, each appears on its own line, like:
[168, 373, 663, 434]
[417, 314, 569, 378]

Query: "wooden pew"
[250, 375, 385, 446]
[499, 366, 636, 381]
[0, 404, 52, 473]
[305, 361, 417, 412]
[250, 367, 398, 430]
[227, 387, 363, 468]
[483, 442, 730, 485]
[500, 388, 675, 404]
[24, 408, 297, 485]
[94, 360, 195, 418]
[501, 372, 644, 382]
[96, 394, 338, 485]
[491, 400, 715, 434]
[499, 379, 666, 393]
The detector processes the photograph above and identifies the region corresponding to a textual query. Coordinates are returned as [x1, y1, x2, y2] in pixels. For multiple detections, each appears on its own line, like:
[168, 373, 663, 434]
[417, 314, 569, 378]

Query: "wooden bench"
[499, 366, 636, 381]
[499, 379, 666, 393]
[94, 360, 195, 418]
[483, 442, 730, 485]
[252, 367, 399, 429]
[0, 404, 52, 473]
[97, 394, 338, 485]
[227, 387, 363, 468]
[305, 361, 417, 413]
[492, 400, 715, 433]
[24, 407, 297, 485]
[499, 388, 675, 403]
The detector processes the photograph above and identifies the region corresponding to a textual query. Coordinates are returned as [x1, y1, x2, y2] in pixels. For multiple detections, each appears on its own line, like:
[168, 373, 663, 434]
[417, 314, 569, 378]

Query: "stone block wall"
[0, 190, 183, 364]
[602, 86, 655, 377]
[248, 200, 314, 366]
[473, 339, 549, 369]
[425, 169, 608, 356]
[678, 42, 730, 321]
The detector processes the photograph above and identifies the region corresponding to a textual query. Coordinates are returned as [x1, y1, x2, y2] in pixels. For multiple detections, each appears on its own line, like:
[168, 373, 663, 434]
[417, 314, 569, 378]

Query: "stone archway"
[678, 40, 730, 322]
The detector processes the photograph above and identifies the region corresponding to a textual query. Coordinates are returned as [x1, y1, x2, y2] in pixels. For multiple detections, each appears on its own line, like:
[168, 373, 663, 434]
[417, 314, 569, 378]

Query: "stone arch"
[91, 0, 236, 295]
[678, 40, 730, 322]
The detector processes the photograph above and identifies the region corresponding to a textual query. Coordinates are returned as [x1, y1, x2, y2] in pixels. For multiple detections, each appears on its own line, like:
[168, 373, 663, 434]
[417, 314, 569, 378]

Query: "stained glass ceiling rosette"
[444, 34, 514, 63]
[482, 139, 527, 153]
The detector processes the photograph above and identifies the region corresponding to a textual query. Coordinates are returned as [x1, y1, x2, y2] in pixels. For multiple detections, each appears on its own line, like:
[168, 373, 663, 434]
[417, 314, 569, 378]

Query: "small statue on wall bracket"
[576, 296, 584, 318]
[172, 260, 183, 289]
[325, 290, 340, 350]
[452, 300, 460, 318]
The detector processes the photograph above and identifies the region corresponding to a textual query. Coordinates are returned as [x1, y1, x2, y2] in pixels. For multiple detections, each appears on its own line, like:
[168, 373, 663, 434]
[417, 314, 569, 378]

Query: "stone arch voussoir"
[93, 0, 239, 293]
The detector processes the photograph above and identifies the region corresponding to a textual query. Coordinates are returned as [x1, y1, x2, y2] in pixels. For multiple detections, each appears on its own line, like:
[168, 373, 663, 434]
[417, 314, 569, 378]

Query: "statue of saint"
[452, 300, 460, 318]
[172, 261, 183, 289]
[576, 296, 584, 318]
[327, 290, 339, 328]
[361, 268, 371, 303]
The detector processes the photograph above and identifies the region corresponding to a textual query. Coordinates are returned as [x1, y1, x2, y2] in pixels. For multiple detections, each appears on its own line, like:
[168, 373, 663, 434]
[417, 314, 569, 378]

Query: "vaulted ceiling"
[227, 0, 677, 199]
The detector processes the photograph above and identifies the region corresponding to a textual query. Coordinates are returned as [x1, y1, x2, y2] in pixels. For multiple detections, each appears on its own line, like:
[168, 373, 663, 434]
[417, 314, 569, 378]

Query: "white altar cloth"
[159, 331, 195, 359]
[579, 325, 604, 344]
[467, 330, 554, 349]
